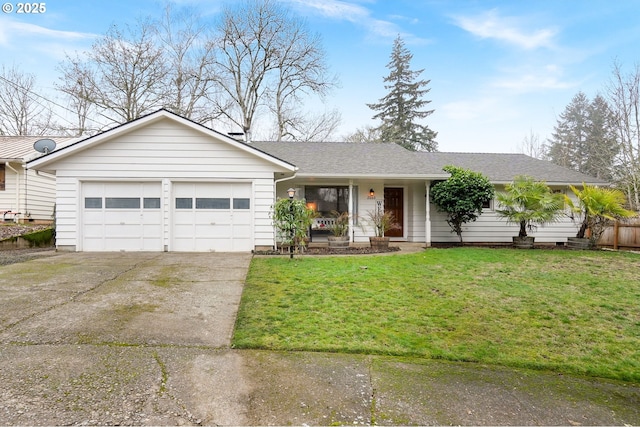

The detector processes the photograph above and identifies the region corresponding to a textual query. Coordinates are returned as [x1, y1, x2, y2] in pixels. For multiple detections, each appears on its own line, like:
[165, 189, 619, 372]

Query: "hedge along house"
[1, 136, 77, 223]
[27, 109, 607, 252]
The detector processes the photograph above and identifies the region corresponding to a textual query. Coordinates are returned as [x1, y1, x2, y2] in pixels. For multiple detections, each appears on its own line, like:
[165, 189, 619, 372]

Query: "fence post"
[613, 220, 619, 250]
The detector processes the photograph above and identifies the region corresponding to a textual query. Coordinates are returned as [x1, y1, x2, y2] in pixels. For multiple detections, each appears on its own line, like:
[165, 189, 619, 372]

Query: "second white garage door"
[172, 182, 253, 252]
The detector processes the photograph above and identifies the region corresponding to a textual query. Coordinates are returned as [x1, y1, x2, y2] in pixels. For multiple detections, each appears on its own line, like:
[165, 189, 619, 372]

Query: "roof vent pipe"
[228, 132, 245, 142]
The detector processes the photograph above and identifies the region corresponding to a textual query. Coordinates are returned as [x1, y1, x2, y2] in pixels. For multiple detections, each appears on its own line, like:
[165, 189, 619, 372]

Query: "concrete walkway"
[0, 251, 638, 425]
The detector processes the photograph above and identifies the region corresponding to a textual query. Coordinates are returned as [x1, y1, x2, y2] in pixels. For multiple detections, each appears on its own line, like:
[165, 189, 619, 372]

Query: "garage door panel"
[171, 182, 253, 252]
[82, 182, 162, 252]
[232, 224, 252, 238]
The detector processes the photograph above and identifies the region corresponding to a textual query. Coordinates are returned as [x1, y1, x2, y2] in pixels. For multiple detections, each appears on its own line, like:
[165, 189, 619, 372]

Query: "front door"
[384, 187, 403, 238]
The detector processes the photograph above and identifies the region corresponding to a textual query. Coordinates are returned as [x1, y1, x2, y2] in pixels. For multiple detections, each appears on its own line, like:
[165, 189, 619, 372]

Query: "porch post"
[425, 181, 432, 247]
[348, 180, 354, 242]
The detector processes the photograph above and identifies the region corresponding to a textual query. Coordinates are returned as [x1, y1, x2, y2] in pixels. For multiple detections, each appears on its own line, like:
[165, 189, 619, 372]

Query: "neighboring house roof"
[252, 141, 608, 185]
[0, 136, 77, 162]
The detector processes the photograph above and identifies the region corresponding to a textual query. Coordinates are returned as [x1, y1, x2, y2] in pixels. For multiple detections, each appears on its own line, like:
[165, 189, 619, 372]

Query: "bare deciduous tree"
[270, 108, 342, 142]
[519, 129, 546, 160]
[212, 0, 336, 141]
[0, 65, 54, 136]
[270, 21, 338, 141]
[343, 125, 382, 143]
[58, 20, 168, 126]
[57, 56, 98, 135]
[155, 4, 219, 123]
[607, 61, 640, 210]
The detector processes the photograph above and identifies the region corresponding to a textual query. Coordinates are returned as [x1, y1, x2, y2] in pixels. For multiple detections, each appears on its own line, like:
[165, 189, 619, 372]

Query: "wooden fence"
[599, 218, 640, 249]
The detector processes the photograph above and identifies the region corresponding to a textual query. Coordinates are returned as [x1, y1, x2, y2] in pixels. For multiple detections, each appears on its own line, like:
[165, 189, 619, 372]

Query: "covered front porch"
[274, 178, 435, 246]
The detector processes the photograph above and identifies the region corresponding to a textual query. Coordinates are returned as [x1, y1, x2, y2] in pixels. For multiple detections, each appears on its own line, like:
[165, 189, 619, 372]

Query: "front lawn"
[233, 248, 640, 383]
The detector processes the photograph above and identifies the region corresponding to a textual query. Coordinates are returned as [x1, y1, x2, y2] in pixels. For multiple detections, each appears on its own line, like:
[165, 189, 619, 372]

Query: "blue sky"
[1, 0, 639, 152]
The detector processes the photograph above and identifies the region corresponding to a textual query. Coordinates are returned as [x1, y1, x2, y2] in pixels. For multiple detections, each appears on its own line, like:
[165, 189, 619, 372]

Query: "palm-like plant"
[496, 176, 564, 238]
[566, 184, 636, 246]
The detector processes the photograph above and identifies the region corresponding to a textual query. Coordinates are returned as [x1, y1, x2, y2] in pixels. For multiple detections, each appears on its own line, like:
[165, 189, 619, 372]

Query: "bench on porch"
[310, 217, 336, 242]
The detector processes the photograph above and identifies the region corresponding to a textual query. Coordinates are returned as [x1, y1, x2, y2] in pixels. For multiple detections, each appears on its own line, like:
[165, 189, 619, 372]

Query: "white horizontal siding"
[430, 192, 582, 244]
[24, 169, 56, 221]
[48, 118, 289, 251]
[253, 179, 276, 248]
[0, 164, 18, 213]
[51, 119, 280, 177]
[430, 208, 580, 243]
[408, 182, 426, 242]
[54, 177, 79, 250]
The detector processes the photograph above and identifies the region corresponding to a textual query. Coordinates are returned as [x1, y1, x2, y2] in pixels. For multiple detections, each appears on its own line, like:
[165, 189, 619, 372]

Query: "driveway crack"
[0, 254, 163, 334]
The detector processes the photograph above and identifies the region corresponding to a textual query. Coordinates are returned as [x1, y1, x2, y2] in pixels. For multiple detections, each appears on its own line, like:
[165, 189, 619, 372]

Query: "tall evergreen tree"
[547, 92, 618, 180]
[547, 92, 590, 170]
[367, 35, 437, 151]
[584, 95, 618, 180]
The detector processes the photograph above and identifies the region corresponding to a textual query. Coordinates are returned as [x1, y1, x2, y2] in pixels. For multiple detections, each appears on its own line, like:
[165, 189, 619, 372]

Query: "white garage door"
[172, 182, 252, 252]
[82, 182, 163, 251]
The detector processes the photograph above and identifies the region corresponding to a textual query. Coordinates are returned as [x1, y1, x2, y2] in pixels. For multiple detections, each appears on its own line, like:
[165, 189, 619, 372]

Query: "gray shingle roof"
[251, 141, 429, 177]
[252, 141, 608, 185]
[417, 152, 608, 184]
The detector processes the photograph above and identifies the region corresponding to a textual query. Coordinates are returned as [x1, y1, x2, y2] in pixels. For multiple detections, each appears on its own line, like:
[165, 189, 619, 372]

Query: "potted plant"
[327, 211, 349, 250]
[565, 184, 636, 249]
[496, 175, 564, 248]
[363, 202, 400, 249]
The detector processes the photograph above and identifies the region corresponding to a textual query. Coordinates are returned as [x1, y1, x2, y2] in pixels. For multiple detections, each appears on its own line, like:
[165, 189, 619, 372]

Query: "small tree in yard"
[496, 175, 564, 240]
[271, 198, 315, 253]
[430, 166, 494, 243]
[566, 184, 636, 247]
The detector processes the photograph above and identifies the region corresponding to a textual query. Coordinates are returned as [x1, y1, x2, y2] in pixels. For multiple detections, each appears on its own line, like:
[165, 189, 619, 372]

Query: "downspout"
[23, 163, 28, 221]
[6, 162, 20, 221]
[273, 171, 298, 249]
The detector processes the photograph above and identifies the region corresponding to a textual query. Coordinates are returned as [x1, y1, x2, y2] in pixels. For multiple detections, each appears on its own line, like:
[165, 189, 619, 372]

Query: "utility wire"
[0, 74, 111, 134]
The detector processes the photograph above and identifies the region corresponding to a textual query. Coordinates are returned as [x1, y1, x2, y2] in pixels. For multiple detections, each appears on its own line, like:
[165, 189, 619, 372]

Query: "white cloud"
[284, 0, 429, 43]
[492, 64, 578, 93]
[452, 9, 557, 50]
[286, 0, 369, 22]
[0, 17, 95, 46]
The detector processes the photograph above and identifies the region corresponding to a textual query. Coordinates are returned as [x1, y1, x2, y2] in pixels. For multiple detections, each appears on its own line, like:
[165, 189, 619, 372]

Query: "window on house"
[0, 164, 5, 191]
[175, 198, 193, 209]
[304, 186, 350, 217]
[105, 197, 140, 209]
[84, 197, 102, 209]
[196, 198, 230, 209]
[233, 198, 250, 209]
[482, 198, 492, 209]
[143, 198, 161, 209]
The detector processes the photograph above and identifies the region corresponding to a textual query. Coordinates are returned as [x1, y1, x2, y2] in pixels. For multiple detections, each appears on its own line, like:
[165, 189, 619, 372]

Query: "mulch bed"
[254, 246, 402, 256]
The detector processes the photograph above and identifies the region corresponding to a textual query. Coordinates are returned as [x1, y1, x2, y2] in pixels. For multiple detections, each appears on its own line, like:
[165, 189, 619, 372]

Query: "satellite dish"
[33, 138, 56, 154]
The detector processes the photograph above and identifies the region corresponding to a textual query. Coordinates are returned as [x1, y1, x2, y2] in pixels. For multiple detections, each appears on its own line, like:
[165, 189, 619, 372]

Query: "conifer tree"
[367, 35, 437, 151]
[547, 92, 618, 180]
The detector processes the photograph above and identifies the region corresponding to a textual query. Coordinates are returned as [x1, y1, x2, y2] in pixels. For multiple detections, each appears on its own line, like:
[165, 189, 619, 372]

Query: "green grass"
[233, 248, 640, 383]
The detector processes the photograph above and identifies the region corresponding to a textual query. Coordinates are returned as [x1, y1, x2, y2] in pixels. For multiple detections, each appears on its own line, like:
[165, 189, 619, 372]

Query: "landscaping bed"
[254, 245, 401, 255]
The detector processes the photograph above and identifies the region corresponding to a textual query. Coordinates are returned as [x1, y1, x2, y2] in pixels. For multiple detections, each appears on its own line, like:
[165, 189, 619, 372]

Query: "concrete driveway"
[0, 252, 252, 425]
[1, 251, 639, 426]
